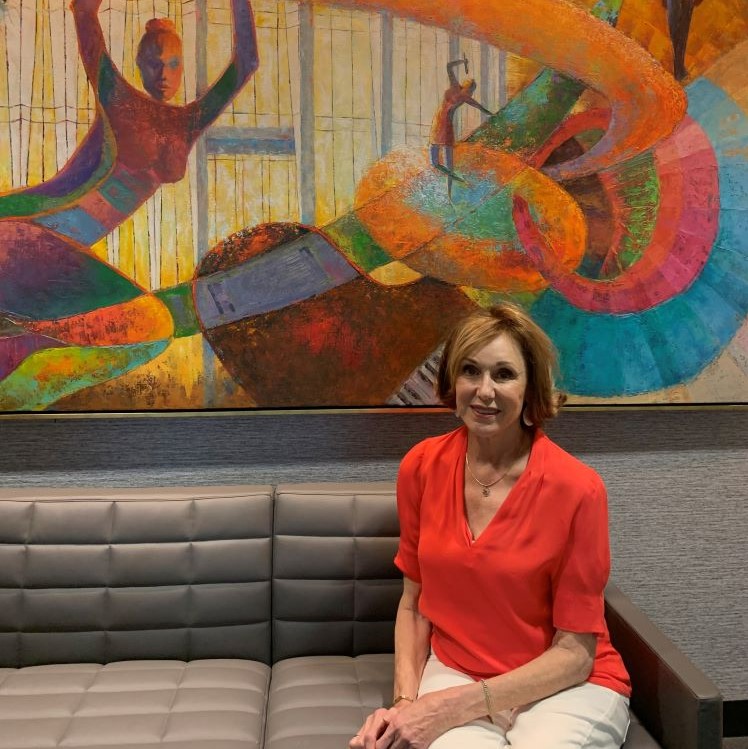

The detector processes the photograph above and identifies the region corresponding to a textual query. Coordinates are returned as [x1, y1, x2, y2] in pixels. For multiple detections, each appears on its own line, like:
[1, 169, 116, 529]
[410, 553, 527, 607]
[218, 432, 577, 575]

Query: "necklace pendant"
[481, 487, 490, 497]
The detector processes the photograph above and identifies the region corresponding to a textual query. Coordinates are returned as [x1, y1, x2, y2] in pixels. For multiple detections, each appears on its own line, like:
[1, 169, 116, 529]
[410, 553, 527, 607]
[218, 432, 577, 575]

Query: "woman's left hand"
[373, 693, 454, 749]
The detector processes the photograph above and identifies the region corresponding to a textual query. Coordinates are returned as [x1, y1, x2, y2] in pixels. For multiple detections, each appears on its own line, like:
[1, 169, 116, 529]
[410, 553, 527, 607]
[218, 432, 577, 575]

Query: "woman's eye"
[494, 368, 514, 380]
[461, 363, 479, 376]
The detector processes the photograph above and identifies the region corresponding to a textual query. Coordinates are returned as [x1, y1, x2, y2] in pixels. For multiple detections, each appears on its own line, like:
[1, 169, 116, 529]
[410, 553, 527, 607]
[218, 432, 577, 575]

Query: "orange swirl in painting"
[325, 0, 686, 180]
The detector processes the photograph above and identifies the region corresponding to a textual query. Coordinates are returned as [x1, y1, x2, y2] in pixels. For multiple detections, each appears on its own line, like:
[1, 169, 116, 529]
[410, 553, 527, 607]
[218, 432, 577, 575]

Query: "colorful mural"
[0, 0, 746, 411]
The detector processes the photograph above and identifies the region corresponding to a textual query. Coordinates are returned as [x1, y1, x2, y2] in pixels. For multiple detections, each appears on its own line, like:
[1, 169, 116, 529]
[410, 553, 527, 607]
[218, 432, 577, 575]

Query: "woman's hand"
[349, 704, 403, 749]
[371, 692, 455, 749]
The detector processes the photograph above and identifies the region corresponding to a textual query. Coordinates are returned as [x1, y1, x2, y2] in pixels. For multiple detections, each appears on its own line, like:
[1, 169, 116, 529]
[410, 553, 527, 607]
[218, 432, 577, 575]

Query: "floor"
[724, 739, 748, 748]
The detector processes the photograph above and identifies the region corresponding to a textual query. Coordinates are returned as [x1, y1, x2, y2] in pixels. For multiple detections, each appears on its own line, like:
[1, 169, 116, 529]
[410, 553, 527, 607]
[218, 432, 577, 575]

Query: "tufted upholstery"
[0, 486, 273, 749]
[264, 655, 393, 749]
[271, 483, 401, 662]
[0, 486, 273, 668]
[0, 660, 268, 749]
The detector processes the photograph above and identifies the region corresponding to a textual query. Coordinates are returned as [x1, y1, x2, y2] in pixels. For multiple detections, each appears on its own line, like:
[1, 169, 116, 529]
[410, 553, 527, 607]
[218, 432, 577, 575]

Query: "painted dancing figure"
[429, 54, 493, 199]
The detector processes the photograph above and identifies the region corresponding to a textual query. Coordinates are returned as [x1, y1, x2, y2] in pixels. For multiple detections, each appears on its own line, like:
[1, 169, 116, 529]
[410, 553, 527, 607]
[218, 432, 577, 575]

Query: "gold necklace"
[465, 454, 511, 497]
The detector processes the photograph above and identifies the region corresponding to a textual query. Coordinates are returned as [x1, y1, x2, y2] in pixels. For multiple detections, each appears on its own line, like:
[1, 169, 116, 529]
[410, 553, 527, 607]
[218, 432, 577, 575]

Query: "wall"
[1, 407, 746, 702]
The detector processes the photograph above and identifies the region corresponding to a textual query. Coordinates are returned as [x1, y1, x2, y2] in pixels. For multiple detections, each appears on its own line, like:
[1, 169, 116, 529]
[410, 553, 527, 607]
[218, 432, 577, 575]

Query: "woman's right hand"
[349, 703, 408, 749]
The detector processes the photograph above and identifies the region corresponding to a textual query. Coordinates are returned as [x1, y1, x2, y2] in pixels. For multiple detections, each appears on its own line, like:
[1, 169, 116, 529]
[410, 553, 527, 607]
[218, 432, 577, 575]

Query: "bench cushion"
[264, 654, 660, 749]
[264, 655, 392, 749]
[0, 659, 269, 749]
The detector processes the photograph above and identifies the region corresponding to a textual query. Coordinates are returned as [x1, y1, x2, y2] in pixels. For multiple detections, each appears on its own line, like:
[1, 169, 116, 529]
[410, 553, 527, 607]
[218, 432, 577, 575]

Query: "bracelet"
[392, 694, 414, 707]
[480, 680, 495, 724]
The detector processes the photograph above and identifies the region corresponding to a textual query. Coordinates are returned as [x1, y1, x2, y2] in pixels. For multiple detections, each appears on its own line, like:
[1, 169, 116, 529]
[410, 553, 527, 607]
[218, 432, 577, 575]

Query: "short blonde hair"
[436, 303, 566, 428]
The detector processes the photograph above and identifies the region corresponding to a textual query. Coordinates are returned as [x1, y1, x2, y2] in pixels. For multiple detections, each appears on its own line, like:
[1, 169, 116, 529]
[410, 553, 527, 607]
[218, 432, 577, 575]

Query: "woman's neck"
[466, 425, 533, 469]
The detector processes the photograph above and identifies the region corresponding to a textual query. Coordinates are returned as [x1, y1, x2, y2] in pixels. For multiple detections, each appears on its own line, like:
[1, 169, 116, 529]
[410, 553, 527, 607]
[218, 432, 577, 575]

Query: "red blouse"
[394, 426, 631, 697]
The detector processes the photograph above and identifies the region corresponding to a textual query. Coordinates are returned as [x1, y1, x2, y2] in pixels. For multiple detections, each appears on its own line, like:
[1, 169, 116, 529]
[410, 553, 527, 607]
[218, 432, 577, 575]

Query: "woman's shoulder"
[401, 426, 465, 469]
[536, 432, 606, 496]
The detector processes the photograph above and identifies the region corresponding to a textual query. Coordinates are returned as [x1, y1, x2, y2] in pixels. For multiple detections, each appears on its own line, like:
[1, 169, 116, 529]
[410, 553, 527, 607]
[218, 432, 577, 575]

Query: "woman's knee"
[507, 684, 629, 749]
[431, 720, 507, 749]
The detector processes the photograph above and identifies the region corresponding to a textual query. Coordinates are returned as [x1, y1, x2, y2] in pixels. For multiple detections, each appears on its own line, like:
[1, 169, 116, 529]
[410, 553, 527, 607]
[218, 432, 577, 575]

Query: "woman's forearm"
[392, 581, 431, 703]
[434, 630, 596, 725]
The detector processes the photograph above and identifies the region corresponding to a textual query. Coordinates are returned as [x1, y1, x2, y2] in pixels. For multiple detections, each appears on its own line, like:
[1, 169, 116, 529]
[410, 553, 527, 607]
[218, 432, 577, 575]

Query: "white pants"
[418, 653, 630, 749]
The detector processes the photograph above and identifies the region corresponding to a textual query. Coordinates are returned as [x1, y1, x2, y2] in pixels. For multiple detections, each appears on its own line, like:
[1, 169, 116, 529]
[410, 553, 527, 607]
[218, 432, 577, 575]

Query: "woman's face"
[454, 333, 528, 442]
[137, 33, 183, 101]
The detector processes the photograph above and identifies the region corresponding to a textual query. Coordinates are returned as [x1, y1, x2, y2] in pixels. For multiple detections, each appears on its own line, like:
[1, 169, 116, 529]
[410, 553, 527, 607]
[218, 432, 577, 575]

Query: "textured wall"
[1, 407, 746, 700]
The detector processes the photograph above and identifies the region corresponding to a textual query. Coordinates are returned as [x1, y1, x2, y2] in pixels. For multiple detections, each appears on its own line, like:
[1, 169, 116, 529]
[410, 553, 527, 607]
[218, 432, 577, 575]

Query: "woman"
[351, 303, 630, 748]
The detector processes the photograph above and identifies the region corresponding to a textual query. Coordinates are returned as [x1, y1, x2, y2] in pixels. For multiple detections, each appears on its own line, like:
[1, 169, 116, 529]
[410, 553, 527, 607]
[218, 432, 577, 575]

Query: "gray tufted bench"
[0, 483, 722, 749]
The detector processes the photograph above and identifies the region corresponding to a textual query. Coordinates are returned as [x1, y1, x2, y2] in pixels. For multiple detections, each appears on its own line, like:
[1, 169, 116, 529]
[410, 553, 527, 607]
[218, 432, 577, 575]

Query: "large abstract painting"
[1, 0, 746, 412]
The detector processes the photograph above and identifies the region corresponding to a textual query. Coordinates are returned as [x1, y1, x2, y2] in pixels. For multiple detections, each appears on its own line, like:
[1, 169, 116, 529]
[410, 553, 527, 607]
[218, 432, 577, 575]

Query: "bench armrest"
[605, 583, 723, 749]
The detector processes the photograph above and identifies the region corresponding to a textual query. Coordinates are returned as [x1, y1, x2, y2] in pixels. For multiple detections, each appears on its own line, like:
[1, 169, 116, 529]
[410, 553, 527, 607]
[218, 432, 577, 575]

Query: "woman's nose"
[476, 373, 494, 399]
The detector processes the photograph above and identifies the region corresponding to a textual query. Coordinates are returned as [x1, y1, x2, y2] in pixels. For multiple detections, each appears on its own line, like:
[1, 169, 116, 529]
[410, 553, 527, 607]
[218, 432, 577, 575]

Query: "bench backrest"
[0, 486, 273, 667]
[271, 483, 401, 663]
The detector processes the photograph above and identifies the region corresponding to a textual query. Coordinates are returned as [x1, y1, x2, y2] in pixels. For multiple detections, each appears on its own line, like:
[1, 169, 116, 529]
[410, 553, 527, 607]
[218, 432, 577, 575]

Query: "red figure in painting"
[0, 0, 259, 409]
[429, 54, 493, 199]
[0, 0, 259, 245]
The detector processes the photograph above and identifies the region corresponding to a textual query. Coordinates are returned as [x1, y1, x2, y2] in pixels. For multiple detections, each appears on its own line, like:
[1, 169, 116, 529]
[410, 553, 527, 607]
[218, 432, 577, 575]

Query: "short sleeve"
[552, 473, 611, 635]
[393, 441, 425, 583]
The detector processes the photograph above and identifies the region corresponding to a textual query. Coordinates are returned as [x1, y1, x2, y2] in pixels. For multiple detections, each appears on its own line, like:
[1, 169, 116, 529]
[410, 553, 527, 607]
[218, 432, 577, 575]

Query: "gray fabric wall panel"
[0, 409, 746, 699]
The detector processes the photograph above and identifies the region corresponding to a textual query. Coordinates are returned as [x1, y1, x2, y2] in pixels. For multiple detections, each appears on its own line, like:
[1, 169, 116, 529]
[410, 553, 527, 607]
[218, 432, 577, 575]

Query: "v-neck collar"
[456, 426, 545, 546]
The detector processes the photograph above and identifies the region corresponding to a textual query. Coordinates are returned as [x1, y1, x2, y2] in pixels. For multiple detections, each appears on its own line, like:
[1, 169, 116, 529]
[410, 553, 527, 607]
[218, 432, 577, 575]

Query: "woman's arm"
[70, 0, 108, 89]
[443, 629, 595, 722]
[393, 577, 432, 703]
[350, 577, 431, 749]
[377, 629, 596, 747]
[196, 0, 259, 128]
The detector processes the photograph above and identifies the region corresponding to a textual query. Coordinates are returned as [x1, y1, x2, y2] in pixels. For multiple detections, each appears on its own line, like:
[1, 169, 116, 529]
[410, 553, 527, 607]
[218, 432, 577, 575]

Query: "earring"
[522, 407, 533, 427]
